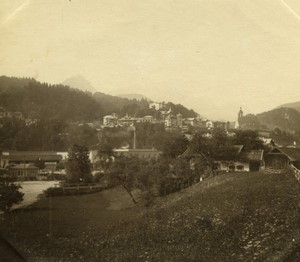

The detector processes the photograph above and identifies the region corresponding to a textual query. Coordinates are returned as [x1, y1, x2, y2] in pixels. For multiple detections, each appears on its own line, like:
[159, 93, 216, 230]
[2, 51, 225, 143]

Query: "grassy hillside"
[1, 172, 300, 261]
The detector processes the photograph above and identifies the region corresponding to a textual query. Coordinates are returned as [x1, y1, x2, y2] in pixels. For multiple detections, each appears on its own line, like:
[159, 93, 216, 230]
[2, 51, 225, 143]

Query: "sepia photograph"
[1, 0, 300, 261]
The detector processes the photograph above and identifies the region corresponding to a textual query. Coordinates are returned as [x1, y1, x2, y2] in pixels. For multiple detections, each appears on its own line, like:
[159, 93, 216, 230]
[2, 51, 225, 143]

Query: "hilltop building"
[149, 102, 164, 111]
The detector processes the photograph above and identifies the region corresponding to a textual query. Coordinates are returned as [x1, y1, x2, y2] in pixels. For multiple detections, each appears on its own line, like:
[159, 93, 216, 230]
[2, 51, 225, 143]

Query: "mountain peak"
[62, 75, 96, 93]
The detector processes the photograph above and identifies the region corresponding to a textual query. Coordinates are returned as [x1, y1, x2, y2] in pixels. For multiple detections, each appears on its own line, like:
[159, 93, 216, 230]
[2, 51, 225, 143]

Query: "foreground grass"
[1, 172, 300, 261]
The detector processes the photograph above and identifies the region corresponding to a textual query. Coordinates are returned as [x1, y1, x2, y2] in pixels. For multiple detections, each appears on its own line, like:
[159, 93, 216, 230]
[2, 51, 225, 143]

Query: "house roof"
[233, 145, 244, 155]
[180, 146, 206, 159]
[180, 145, 244, 161]
[292, 162, 300, 170]
[272, 147, 300, 161]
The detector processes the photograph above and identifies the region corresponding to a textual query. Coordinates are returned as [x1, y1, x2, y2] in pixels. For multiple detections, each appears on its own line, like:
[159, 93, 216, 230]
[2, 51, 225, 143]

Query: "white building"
[103, 114, 118, 127]
[149, 102, 163, 111]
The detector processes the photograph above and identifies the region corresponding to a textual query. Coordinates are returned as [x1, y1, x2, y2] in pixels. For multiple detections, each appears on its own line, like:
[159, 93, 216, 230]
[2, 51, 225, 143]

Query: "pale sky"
[1, 0, 300, 120]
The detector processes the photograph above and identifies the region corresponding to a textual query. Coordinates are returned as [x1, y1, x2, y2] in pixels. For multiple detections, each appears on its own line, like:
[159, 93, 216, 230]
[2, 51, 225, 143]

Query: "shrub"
[0, 182, 24, 212]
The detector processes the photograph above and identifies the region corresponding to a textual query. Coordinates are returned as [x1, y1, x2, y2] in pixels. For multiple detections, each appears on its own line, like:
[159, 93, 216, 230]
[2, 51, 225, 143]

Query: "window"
[237, 165, 244, 170]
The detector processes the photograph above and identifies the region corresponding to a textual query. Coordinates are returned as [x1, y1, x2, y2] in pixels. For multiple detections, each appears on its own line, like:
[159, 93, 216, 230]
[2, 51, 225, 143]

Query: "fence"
[44, 184, 110, 196]
[290, 164, 300, 181]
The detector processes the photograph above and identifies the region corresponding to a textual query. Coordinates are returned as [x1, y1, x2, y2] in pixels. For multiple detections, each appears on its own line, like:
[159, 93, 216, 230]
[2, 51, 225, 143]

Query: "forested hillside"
[256, 108, 300, 132]
[0, 76, 198, 120]
[0, 76, 101, 121]
[240, 108, 300, 134]
[93, 92, 156, 117]
[93, 93, 198, 118]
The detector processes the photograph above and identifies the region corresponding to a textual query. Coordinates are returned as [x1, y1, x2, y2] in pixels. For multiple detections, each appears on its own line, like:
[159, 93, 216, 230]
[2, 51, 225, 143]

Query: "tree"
[66, 144, 92, 183]
[239, 114, 260, 130]
[162, 134, 189, 158]
[96, 142, 113, 170]
[34, 159, 46, 170]
[234, 130, 264, 150]
[0, 181, 24, 213]
[107, 156, 142, 204]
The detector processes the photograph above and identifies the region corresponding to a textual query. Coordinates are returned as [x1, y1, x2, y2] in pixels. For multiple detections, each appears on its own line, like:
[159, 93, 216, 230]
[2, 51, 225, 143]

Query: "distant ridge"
[276, 101, 300, 113]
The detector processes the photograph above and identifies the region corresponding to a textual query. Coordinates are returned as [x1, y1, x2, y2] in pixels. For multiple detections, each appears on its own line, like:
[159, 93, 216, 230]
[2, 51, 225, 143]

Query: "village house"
[213, 145, 264, 172]
[9, 163, 39, 178]
[117, 114, 138, 126]
[265, 147, 300, 171]
[180, 144, 264, 172]
[141, 115, 154, 123]
[103, 113, 118, 127]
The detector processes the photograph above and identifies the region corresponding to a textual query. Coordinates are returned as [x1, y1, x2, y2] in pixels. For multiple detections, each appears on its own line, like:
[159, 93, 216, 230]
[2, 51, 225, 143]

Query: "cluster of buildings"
[103, 113, 160, 127]
[182, 141, 300, 175]
[0, 107, 38, 126]
[103, 108, 230, 132]
[0, 147, 162, 179]
[0, 151, 67, 178]
[0, 107, 24, 120]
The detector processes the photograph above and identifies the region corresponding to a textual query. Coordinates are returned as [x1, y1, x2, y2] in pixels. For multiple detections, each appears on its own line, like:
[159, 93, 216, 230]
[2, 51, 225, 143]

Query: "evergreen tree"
[66, 144, 92, 183]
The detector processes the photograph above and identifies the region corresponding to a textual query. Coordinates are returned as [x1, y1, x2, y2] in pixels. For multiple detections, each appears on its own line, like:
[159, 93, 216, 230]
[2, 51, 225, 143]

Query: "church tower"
[235, 107, 243, 129]
[238, 107, 243, 122]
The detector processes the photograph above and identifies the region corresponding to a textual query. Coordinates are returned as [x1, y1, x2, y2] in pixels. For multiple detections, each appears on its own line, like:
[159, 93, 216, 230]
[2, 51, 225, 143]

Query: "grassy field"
[1, 171, 300, 261]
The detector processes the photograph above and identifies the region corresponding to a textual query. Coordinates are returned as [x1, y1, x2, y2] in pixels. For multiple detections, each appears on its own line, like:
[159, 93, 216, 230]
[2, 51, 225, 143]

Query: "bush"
[0, 182, 24, 212]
